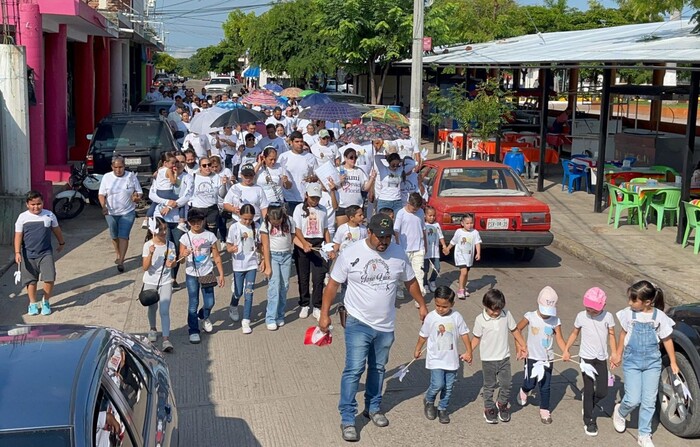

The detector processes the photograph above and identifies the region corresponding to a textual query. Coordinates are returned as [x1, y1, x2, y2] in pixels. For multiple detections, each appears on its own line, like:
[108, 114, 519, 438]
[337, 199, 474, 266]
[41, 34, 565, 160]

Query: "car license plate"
[124, 157, 141, 166]
[486, 218, 509, 230]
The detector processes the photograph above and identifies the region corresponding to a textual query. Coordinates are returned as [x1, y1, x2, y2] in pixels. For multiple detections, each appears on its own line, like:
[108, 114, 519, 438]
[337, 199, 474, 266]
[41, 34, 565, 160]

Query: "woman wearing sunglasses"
[335, 147, 376, 226]
[254, 146, 292, 204]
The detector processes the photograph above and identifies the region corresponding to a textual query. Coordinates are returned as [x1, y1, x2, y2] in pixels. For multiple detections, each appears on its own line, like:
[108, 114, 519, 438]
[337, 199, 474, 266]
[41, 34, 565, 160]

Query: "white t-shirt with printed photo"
[331, 240, 415, 332]
[616, 307, 675, 347]
[226, 221, 259, 272]
[239, 145, 262, 169]
[524, 311, 561, 361]
[293, 204, 327, 239]
[449, 228, 482, 267]
[179, 230, 218, 277]
[333, 224, 368, 252]
[400, 172, 420, 204]
[394, 207, 425, 252]
[419, 310, 470, 371]
[260, 218, 295, 253]
[425, 222, 444, 259]
[224, 183, 269, 222]
[142, 240, 176, 285]
[574, 310, 616, 361]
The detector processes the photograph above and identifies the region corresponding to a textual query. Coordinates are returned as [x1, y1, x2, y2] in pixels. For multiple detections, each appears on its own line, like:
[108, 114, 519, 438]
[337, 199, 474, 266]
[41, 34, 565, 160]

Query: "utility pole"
[409, 0, 424, 142]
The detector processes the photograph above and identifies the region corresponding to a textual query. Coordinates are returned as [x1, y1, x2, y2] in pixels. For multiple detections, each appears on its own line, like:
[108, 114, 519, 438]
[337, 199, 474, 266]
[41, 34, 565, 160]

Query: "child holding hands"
[443, 213, 481, 299]
[415, 286, 473, 424]
[516, 286, 567, 424]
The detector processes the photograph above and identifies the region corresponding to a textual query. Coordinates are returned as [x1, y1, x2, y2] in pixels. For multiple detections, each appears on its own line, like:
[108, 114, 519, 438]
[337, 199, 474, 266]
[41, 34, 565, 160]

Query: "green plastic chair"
[606, 183, 646, 230]
[646, 188, 681, 231]
[630, 177, 649, 184]
[650, 165, 680, 182]
[682, 202, 700, 255]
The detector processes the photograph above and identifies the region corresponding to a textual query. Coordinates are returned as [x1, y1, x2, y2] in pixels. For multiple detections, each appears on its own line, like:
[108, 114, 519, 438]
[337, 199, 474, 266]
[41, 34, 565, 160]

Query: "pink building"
[1, 0, 162, 201]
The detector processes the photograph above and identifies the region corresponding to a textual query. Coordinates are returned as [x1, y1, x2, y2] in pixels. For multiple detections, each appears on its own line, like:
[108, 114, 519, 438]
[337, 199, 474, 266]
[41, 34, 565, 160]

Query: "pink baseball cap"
[583, 287, 607, 311]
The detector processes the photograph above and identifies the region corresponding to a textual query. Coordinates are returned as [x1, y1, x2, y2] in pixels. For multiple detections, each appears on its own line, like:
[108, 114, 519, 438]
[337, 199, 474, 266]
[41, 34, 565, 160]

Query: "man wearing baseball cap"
[311, 129, 340, 165]
[562, 287, 616, 436]
[319, 214, 427, 442]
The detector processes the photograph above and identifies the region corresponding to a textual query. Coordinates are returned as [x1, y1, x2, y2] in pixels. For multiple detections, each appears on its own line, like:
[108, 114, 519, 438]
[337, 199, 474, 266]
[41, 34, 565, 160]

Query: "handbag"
[186, 232, 218, 288]
[138, 243, 167, 307]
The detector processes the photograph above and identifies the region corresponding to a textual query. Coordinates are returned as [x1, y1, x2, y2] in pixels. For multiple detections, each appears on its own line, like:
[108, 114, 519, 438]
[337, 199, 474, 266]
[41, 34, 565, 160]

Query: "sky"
[158, 0, 620, 58]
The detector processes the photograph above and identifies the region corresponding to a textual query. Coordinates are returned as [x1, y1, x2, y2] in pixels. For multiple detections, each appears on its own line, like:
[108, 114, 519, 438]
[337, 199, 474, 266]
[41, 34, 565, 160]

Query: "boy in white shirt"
[414, 286, 472, 424]
[394, 193, 427, 295]
[472, 289, 528, 424]
[333, 205, 367, 254]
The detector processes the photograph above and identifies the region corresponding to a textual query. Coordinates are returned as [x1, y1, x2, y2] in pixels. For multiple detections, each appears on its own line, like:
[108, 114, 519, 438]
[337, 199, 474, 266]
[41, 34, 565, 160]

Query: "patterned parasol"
[280, 87, 303, 98]
[299, 89, 319, 98]
[263, 83, 283, 93]
[300, 93, 332, 108]
[210, 108, 268, 128]
[241, 90, 280, 108]
[338, 121, 404, 144]
[361, 108, 409, 127]
[296, 103, 362, 121]
[215, 100, 244, 110]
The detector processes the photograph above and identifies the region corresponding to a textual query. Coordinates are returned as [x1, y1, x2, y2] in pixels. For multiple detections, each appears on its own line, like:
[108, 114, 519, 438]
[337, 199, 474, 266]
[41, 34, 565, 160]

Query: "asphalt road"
[1, 207, 696, 446]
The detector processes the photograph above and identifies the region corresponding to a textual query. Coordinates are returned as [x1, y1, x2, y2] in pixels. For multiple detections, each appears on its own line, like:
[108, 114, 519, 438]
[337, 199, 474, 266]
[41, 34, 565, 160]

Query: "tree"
[153, 53, 178, 73]
[617, 0, 699, 30]
[189, 43, 241, 76]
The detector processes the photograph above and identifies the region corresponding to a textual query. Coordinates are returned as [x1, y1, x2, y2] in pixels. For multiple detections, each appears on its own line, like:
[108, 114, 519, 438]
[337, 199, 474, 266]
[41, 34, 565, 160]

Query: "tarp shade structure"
[243, 66, 261, 78]
[399, 20, 700, 69]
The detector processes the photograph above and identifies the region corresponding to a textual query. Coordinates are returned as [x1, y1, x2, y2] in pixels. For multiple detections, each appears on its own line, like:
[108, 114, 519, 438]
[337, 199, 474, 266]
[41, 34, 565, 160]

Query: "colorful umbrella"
[280, 87, 303, 98]
[263, 83, 283, 93]
[297, 103, 362, 122]
[361, 108, 409, 127]
[299, 89, 319, 98]
[189, 107, 229, 134]
[210, 108, 267, 128]
[338, 121, 404, 144]
[300, 93, 332, 108]
[241, 90, 280, 108]
[215, 100, 244, 110]
[277, 96, 289, 107]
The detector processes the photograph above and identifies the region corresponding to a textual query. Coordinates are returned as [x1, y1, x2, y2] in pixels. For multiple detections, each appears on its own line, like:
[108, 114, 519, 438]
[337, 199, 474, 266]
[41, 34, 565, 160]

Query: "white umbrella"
[189, 107, 228, 135]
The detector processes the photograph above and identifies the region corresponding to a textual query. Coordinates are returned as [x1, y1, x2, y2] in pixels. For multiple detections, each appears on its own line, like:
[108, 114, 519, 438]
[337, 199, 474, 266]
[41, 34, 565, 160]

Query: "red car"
[420, 160, 553, 261]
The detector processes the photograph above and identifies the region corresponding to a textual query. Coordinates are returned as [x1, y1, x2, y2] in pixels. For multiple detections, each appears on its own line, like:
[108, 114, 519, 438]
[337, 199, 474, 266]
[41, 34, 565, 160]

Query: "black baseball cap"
[368, 214, 394, 237]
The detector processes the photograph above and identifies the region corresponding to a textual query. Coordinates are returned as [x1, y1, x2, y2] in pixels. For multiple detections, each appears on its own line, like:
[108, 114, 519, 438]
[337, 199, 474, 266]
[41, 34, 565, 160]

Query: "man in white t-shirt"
[277, 131, 317, 213]
[258, 123, 289, 155]
[265, 107, 288, 130]
[303, 123, 320, 147]
[310, 129, 339, 165]
[319, 214, 427, 442]
[242, 122, 263, 145]
[394, 126, 421, 167]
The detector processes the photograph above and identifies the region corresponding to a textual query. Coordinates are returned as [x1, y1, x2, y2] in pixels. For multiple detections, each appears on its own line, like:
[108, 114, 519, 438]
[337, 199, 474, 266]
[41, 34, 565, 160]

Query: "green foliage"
[153, 53, 178, 73]
[189, 42, 241, 76]
[617, 0, 699, 32]
[427, 78, 514, 141]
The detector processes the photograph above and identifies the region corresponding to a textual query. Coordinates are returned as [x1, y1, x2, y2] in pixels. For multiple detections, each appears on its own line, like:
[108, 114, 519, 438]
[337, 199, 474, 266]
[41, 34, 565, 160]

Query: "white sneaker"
[266, 323, 278, 331]
[220, 241, 227, 251]
[277, 320, 285, 327]
[141, 219, 148, 229]
[241, 319, 252, 334]
[464, 289, 470, 297]
[299, 306, 310, 319]
[613, 403, 626, 433]
[637, 435, 654, 447]
[202, 318, 213, 333]
[229, 305, 240, 322]
[313, 308, 321, 320]
[189, 333, 201, 344]
[429, 281, 437, 292]
[177, 222, 189, 232]
[147, 330, 158, 343]
[517, 388, 528, 406]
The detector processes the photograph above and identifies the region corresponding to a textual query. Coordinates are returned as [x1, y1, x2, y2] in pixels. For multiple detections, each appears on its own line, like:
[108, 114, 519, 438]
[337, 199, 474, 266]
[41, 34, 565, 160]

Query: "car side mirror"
[173, 131, 184, 139]
[86, 134, 93, 141]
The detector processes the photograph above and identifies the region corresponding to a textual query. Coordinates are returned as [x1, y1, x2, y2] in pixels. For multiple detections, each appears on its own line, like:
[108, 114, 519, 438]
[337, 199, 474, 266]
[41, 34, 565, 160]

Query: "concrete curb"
[550, 231, 693, 307]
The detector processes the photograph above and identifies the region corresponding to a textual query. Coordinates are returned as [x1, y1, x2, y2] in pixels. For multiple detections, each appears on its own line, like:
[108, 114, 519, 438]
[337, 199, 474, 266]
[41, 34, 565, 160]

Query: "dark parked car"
[659, 303, 700, 438]
[0, 324, 178, 446]
[86, 113, 180, 187]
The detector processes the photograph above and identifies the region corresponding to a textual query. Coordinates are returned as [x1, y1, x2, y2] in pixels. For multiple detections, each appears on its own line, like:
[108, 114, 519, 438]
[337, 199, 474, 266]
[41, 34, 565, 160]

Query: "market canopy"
[398, 19, 700, 69]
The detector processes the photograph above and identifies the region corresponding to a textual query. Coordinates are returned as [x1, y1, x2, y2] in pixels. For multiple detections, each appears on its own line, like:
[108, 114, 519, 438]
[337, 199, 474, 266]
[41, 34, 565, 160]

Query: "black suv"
[86, 113, 180, 187]
[659, 303, 700, 438]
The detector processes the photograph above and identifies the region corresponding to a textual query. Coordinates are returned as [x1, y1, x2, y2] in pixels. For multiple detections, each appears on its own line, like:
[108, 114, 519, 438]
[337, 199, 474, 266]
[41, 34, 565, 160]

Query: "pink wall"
[45, 24, 69, 173]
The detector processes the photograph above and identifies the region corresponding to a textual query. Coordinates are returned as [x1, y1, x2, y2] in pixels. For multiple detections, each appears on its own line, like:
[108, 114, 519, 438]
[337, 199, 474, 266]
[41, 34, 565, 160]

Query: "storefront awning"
[243, 66, 260, 78]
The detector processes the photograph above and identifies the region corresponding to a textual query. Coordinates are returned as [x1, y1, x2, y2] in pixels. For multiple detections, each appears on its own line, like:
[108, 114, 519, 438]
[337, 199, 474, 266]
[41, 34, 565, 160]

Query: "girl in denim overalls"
[612, 280, 679, 447]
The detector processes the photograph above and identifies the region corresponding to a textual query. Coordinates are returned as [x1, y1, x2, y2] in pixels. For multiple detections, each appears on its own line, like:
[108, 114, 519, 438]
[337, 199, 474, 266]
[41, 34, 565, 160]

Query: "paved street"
[0, 207, 696, 446]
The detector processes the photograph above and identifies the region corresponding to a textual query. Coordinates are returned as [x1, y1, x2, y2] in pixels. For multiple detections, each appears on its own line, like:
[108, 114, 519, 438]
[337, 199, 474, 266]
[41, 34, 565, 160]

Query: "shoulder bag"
[138, 243, 167, 306]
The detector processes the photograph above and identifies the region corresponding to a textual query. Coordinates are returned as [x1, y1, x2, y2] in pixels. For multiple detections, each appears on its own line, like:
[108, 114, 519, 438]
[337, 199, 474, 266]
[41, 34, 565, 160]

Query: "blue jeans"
[266, 251, 292, 325]
[338, 315, 395, 425]
[376, 199, 403, 216]
[105, 211, 136, 240]
[230, 269, 257, 321]
[285, 201, 301, 215]
[425, 369, 457, 411]
[618, 311, 662, 437]
[423, 257, 440, 284]
[185, 274, 216, 335]
[521, 358, 553, 410]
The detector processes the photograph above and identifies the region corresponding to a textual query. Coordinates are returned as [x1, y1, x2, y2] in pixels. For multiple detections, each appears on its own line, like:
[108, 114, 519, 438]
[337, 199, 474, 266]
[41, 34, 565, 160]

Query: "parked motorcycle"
[53, 163, 102, 219]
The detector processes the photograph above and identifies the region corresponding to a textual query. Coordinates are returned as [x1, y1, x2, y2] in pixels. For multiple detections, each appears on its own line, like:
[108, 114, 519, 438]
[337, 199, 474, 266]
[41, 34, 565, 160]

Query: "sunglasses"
[390, 163, 401, 169]
[200, 163, 211, 167]
[346, 156, 357, 160]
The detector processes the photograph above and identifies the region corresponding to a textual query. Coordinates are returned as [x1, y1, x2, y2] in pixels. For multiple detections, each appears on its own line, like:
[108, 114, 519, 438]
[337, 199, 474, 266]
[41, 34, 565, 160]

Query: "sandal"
[117, 263, 124, 273]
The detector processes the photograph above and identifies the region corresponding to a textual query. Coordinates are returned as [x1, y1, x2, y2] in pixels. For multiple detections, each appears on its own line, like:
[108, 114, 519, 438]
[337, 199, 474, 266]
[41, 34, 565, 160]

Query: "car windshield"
[437, 167, 529, 197]
[209, 78, 231, 85]
[92, 121, 171, 149]
[0, 427, 72, 447]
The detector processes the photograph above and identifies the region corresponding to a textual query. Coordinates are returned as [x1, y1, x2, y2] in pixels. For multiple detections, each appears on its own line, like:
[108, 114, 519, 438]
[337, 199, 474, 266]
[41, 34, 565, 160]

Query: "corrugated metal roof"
[402, 20, 700, 68]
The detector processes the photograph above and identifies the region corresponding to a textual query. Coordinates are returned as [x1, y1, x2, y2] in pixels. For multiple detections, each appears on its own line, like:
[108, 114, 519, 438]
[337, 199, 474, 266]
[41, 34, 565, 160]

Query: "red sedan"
[420, 160, 553, 261]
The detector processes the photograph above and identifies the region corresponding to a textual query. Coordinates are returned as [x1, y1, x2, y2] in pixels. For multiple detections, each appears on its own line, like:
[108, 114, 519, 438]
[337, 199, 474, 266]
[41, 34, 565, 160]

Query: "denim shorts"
[105, 211, 136, 240]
